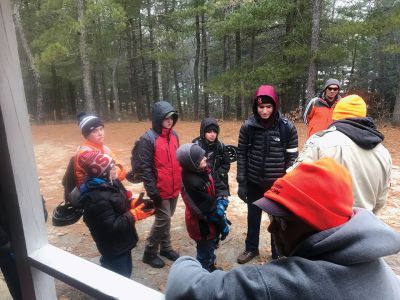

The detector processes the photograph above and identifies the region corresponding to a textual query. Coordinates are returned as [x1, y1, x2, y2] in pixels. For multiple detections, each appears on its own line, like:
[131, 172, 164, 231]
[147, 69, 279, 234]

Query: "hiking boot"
[160, 249, 180, 261]
[142, 252, 165, 268]
[237, 250, 260, 264]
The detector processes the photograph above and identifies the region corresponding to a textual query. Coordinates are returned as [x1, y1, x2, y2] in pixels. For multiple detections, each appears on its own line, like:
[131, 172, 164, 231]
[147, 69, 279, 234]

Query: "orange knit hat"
[332, 94, 367, 120]
[255, 158, 353, 231]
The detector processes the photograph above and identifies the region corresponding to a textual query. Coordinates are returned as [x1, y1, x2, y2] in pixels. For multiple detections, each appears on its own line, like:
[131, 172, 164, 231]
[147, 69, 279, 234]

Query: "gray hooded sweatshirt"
[165, 209, 400, 300]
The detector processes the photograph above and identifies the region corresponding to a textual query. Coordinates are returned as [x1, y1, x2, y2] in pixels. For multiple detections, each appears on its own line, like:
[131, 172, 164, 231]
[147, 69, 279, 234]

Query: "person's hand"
[216, 197, 229, 217]
[220, 216, 230, 241]
[130, 192, 144, 209]
[130, 203, 155, 221]
[149, 193, 162, 207]
[237, 185, 248, 203]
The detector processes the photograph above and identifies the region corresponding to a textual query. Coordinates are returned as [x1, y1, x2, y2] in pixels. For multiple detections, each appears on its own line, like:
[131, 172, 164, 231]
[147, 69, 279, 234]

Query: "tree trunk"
[126, 18, 142, 120]
[193, 7, 201, 119]
[146, 0, 159, 102]
[222, 34, 230, 120]
[67, 81, 76, 117]
[201, 11, 209, 118]
[393, 76, 400, 124]
[173, 66, 183, 119]
[235, 30, 242, 120]
[158, 58, 163, 100]
[305, 0, 321, 101]
[12, 1, 45, 122]
[111, 59, 120, 121]
[138, 14, 151, 119]
[77, 0, 95, 112]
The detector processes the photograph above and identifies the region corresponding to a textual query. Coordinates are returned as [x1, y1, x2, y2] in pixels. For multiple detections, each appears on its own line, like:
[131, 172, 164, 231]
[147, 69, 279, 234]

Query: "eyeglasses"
[268, 215, 288, 231]
[327, 87, 339, 92]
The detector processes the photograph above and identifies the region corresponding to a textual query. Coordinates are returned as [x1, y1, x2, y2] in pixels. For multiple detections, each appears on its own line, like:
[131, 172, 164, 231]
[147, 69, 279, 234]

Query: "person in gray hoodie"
[165, 158, 400, 300]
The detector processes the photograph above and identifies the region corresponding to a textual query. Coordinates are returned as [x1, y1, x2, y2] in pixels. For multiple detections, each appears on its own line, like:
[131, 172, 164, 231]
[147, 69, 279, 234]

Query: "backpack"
[52, 156, 84, 226]
[127, 129, 179, 183]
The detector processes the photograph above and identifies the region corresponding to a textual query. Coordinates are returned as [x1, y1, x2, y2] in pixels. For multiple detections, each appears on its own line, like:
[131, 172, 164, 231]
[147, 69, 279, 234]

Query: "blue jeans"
[100, 251, 132, 278]
[196, 239, 217, 271]
[0, 249, 21, 299]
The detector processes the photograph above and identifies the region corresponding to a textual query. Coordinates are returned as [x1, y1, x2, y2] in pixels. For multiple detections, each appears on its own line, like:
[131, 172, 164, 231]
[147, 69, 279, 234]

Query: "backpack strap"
[278, 117, 292, 149]
[244, 120, 255, 151]
[144, 128, 158, 144]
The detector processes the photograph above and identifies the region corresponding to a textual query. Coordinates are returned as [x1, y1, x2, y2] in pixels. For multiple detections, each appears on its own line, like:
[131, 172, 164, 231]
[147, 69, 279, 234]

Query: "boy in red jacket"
[176, 143, 230, 272]
[135, 101, 182, 268]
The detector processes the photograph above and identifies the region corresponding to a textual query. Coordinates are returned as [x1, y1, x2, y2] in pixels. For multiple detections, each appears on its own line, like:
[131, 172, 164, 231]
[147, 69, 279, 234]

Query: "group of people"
[69, 79, 399, 299]
[2, 79, 398, 299]
[165, 80, 399, 299]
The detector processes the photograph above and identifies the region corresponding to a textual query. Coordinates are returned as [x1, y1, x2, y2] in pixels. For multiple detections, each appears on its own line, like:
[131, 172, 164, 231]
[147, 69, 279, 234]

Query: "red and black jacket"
[181, 170, 228, 241]
[136, 101, 181, 200]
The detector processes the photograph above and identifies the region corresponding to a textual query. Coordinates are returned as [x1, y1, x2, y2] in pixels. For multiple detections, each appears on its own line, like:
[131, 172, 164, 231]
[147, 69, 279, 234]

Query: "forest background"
[11, 0, 400, 123]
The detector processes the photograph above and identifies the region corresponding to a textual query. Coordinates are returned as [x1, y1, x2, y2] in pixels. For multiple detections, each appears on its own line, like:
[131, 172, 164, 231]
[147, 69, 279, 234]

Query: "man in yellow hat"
[292, 94, 392, 213]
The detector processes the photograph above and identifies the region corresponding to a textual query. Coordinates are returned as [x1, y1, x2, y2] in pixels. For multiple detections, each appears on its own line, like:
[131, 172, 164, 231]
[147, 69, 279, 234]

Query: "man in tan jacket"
[291, 95, 391, 213]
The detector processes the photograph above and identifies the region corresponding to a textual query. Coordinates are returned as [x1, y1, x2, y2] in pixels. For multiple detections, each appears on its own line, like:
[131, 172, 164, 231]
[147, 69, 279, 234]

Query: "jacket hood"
[200, 117, 220, 139]
[293, 209, 400, 265]
[151, 101, 178, 133]
[252, 85, 279, 122]
[176, 143, 206, 173]
[329, 117, 384, 149]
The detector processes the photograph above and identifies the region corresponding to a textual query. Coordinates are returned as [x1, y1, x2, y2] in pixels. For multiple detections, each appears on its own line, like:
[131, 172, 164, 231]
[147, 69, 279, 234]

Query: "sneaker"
[142, 252, 165, 268]
[160, 249, 180, 261]
[237, 250, 260, 264]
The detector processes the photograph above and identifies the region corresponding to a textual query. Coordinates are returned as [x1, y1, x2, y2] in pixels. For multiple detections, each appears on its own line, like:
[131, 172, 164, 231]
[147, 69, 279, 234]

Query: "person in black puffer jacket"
[236, 84, 298, 264]
[192, 117, 231, 194]
[78, 151, 154, 278]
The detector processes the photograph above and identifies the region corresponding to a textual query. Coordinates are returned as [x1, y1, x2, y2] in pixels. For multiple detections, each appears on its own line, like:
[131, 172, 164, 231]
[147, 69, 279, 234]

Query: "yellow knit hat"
[332, 95, 367, 120]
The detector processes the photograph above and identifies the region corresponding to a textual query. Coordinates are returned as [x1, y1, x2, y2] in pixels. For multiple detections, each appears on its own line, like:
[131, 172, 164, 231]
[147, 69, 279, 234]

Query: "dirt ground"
[1, 120, 399, 299]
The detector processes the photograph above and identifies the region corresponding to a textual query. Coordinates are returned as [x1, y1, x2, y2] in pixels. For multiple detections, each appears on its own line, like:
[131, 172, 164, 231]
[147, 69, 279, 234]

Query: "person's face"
[199, 157, 207, 169]
[267, 214, 316, 257]
[257, 103, 274, 120]
[325, 85, 339, 102]
[205, 130, 217, 142]
[162, 117, 174, 129]
[87, 126, 105, 145]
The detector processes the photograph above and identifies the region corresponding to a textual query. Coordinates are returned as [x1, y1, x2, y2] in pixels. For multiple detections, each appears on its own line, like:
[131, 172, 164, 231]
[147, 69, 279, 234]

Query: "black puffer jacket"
[192, 117, 231, 191]
[237, 86, 298, 187]
[79, 179, 138, 259]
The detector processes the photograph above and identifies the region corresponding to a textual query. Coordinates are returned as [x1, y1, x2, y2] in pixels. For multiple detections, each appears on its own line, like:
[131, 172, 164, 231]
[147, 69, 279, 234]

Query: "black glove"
[220, 216, 231, 241]
[237, 184, 248, 203]
[148, 193, 162, 207]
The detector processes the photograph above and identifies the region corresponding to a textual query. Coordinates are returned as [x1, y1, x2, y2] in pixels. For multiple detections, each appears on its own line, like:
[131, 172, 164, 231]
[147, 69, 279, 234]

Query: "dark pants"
[245, 182, 272, 252]
[196, 238, 217, 271]
[100, 251, 132, 278]
[0, 249, 22, 300]
[145, 197, 178, 254]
